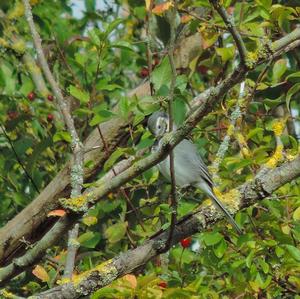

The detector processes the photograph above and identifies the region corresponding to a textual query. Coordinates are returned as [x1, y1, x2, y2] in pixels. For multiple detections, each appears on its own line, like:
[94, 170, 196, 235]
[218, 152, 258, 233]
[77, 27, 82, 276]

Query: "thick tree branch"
[34, 156, 300, 298]
[0, 28, 299, 286]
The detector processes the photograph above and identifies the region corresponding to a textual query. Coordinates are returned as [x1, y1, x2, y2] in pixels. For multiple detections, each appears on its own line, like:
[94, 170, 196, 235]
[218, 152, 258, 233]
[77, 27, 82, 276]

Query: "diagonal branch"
[209, 0, 247, 64]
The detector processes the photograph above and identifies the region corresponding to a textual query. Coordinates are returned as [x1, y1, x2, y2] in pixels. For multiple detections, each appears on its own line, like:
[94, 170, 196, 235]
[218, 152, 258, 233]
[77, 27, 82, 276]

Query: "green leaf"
[203, 232, 223, 246]
[104, 221, 127, 243]
[69, 85, 90, 103]
[89, 110, 114, 126]
[285, 244, 300, 262]
[118, 97, 130, 117]
[247, 128, 264, 140]
[286, 71, 300, 82]
[0, 62, 16, 94]
[216, 46, 235, 63]
[53, 131, 72, 143]
[272, 59, 287, 83]
[257, 258, 269, 274]
[213, 239, 227, 258]
[151, 57, 172, 91]
[110, 41, 135, 52]
[88, 28, 101, 46]
[91, 287, 118, 299]
[137, 96, 160, 115]
[255, 0, 272, 9]
[175, 75, 188, 93]
[275, 246, 285, 257]
[104, 148, 126, 171]
[246, 249, 255, 268]
[293, 206, 300, 221]
[78, 231, 101, 248]
[104, 19, 123, 37]
[75, 53, 88, 67]
[173, 98, 186, 126]
[96, 81, 122, 91]
[286, 83, 300, 111]
[85, 0, 95, 12]
[13, 138, 33, 156]
[19, 75, 34, 96]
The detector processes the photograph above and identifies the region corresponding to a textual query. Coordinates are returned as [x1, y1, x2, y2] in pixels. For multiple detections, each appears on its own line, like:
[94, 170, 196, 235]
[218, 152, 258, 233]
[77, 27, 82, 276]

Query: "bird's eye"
[158, 125, 161, 129]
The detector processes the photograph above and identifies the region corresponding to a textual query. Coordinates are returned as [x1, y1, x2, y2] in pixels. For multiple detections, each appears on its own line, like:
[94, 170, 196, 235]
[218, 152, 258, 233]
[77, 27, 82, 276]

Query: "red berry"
[158, 281, 167, 289]
[7, 111, 18, 120]
[47, 113, 54, 122]
[47, 94, 54, 101]
[27, 91, 36, 101]
[197, 65, 209, 75]
[180, 237, 192, 248]
[140, 67, 149, 78]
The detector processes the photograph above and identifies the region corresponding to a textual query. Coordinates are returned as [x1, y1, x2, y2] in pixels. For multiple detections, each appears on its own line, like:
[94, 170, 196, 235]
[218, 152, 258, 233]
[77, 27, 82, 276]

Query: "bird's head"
[147, 111, 169, 137]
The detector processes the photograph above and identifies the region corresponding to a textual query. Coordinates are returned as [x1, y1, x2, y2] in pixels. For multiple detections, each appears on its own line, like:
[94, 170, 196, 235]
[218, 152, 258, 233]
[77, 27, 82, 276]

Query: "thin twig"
[22, 0, 83, 279]
[62, 223, 80, 279]
[211, 81, 245, 182]
[209, 1, 247, 64]
[165, 4, 178, 250]
[0, 123, 40, 193]
[180, 9, 260, 38]
[146, 0, 155, 96]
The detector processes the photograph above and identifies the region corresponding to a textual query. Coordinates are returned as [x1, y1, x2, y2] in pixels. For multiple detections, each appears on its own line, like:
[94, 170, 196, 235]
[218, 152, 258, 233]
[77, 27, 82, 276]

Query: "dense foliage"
[0, 0, 300, 298]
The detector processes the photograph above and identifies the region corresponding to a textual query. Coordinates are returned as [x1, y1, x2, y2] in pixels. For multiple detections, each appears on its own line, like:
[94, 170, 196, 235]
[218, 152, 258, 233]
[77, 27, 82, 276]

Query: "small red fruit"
[7, 111, 18, 120]
[47, 94, 54, 101]
[47, 113, 54, 122]
[180, 237, 192, 248]
[158, 281, 167, 289]
[140, 67, 149, 78]
[27, 91, 36, 101]
[197, 65, 209, 75]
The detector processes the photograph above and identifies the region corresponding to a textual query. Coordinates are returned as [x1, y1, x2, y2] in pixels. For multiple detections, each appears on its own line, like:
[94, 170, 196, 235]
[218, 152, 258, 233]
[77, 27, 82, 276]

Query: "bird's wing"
[178, 139, 214, 187]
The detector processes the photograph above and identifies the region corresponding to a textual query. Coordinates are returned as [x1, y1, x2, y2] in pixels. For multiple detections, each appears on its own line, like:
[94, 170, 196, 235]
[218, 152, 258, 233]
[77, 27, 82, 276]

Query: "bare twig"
[146, 0, 155, 96]
[209, 1, 247, 64]
[22, 0, 84, 279]
[62, 223, 80, 279]
[210, 81, 245, 182]
[165, 4, 178, 250]
[181, 9, 260, 38]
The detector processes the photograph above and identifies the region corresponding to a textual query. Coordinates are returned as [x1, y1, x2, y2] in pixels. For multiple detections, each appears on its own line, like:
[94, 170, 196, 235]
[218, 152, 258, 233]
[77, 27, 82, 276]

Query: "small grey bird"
[147, 111, 242, 234]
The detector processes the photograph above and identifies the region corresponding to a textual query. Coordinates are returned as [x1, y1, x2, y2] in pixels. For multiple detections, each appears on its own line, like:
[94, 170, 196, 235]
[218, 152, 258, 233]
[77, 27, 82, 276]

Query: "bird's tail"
[196, 182, 242, 234]
[209, 192, 242, 235]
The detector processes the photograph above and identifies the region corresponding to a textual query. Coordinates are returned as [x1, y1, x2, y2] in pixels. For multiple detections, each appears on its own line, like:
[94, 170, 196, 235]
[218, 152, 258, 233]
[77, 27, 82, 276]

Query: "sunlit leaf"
[47, 209, 66, 217]
[32, 265, 50, 282]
